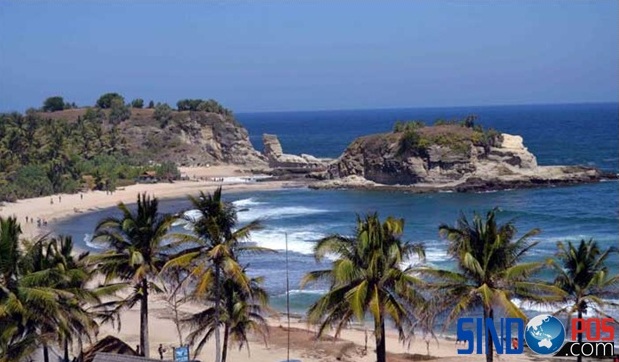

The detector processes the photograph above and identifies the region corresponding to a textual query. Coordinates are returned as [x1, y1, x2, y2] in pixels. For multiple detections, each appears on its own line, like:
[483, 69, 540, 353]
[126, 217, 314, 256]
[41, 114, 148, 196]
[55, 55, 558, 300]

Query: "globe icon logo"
[525, 314, 566, 354]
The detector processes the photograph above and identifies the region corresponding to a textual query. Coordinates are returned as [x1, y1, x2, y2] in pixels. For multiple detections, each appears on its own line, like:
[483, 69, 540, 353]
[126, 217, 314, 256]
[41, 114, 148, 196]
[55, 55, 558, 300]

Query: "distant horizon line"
[1, 99, 617, 115]
[236, 100, 618, 115]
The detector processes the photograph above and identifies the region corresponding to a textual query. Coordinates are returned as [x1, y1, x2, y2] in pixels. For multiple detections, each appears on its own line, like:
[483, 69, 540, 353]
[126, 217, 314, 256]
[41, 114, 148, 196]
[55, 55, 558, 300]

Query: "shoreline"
[0, 165, 583, 362]
[0, 166, 306, 239]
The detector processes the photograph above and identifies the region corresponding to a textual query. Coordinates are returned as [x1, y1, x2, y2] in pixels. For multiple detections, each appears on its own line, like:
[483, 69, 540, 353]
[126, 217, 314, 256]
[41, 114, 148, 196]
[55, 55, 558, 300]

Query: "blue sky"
[0, 1, 617, 112]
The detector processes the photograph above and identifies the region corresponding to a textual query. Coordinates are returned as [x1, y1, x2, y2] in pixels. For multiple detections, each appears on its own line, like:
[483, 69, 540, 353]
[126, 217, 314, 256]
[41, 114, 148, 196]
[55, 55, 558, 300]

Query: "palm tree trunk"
[222, 323, 230, 362]
[43, 344, 49, 362]
[576, 309, 583, 362]
[140, 277, 150, 357]
[483, 307, 494, 362]
[64, 338, 69, 362]
[375, 317, 387, 362]
[214, 264, 222, 362]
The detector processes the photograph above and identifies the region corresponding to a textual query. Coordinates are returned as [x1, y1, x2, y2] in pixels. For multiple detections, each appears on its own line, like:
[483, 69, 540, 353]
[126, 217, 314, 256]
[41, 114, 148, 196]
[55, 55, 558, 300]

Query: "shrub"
[131, 98, 144, 108]
[42, 96, 65, 112]
[96, 92, 125, 109]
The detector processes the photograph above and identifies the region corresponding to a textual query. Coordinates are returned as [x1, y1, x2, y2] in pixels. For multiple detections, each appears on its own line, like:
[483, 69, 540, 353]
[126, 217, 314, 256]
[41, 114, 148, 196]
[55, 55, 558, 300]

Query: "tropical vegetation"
[164, 187, 269, 362]
[394, 115, 503, 156]
[550, 238, 619, 362]
[0, 217, 115, 362]
[417, 208, 565, 362]
[301, 213, 426, 362]
[2, 192, 617, 362]
[91, 193, 176, 358]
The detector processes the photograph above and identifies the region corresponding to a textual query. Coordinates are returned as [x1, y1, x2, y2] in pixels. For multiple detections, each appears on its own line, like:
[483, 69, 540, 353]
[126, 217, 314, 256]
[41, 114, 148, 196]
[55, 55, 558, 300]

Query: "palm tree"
[45, 236, 117, 362]
[0, 218, 104, 362]
[301, 213, 426, 362]
[92, 193, 176, 357]
[184, 272, 270, 362]
[165, 187, 265, 362]
[422, 208, 562, 362]
[550, 239, 619, 362]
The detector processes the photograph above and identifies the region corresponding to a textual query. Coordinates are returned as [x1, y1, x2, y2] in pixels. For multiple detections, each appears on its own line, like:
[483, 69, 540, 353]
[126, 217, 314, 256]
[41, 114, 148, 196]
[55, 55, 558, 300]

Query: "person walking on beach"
[50, 197, 53, 205]
[58, 195, 61, 203]
[158, 344, 166, 360]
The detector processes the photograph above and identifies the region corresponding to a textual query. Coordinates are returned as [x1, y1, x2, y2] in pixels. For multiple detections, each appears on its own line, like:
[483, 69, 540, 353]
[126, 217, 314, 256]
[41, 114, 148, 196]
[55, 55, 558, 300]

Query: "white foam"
[232, 197, 264, 208]
[247, 228, 324, 255]
[84, 233, 106, 250]
[237, 205, 328, 223]
[284, 289, 329, 296]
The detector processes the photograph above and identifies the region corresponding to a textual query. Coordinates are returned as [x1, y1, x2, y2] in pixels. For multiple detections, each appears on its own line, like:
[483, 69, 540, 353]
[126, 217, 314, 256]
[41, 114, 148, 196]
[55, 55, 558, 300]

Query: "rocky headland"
[311, 122, 615, 192]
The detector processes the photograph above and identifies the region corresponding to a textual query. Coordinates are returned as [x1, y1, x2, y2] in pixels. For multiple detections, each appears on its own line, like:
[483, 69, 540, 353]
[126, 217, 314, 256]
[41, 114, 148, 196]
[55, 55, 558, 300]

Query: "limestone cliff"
[318, 124, 611, 191]
[120, 110, 267, 166]
[262, 134, 329, 170]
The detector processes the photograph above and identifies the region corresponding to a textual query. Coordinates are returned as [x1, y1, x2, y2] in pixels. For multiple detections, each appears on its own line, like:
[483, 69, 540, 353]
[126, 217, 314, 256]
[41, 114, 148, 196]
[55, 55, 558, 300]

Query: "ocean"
[53, 103, 618, 324]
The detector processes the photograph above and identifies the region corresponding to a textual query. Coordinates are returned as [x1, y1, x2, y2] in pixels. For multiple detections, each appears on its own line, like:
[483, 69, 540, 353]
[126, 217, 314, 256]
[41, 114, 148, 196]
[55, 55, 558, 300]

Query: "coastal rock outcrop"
[316, 124, 612, 191]
[262, 134, 329, 170]
[121, 110, 267, 166]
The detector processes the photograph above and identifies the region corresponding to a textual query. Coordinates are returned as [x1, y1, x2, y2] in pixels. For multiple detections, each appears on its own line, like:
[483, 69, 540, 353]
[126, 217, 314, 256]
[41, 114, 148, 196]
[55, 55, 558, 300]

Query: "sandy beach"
[0, 166, 546, 362]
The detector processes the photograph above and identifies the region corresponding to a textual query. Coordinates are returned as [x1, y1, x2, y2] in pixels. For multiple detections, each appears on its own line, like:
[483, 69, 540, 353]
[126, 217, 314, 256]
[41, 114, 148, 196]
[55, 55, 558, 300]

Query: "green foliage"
[147, 100, 155, 108]
[417, 209, 562, 362]
[394, 115, 503, 157]
[153, 161, 180, 180]
[165, 187, 269, 362]
[92, 193, 176, 357]
[153, 103, 173, 127]
[0, 111, 145, 201]
[0, 222, 107, 362]
[131, 98, 144, 108]
[176, 99, 203, 111]
[393, 120, 425, 133]
[42, 96, 65, 112]
[96, 92, 124, 109]
[302, 213, 425, 362]
[108, 98, 131, 124]
[177, 98, 233, 116]
[550, 238, 619, 351]
[398, 128, 427, 156]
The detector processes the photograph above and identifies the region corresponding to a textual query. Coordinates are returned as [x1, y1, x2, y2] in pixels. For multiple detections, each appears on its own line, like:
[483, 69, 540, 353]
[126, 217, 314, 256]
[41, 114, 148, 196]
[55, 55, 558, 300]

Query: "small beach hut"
[137, 171, 158, 184]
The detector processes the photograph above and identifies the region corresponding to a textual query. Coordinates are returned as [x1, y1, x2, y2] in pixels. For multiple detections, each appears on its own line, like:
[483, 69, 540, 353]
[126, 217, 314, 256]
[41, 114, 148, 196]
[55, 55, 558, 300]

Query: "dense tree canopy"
[177, 99, 233, 116]
[131, 99, 144, 109]
[96, 93, 125, 109]
[42, 96, 66, 112]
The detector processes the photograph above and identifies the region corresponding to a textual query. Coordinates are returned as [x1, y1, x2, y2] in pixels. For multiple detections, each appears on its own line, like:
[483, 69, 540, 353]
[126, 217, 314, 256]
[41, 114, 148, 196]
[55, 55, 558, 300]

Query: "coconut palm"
[0, 218, 104, 362]
[550, 238, 618, 362]
[421, 208, 562, 362]
[45, 235, 120, 362]
[92, 193, 176, 357]
[20, 236, 106, 362]
[0, 217, 64, 362]
[184, 272, 270, 362]
[165, 187, 266, 362]
[301, 213, 426, 362]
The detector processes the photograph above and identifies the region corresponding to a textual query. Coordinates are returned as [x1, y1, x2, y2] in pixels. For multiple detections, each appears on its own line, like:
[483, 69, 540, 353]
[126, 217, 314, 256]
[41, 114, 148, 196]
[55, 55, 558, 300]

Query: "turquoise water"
[54, 103, 619, 321]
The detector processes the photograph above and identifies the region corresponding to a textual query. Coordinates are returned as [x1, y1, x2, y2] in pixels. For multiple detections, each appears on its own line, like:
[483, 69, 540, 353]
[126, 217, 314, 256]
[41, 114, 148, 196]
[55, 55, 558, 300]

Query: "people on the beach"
[58, 195, 61, 203]
[80, 193, 84, 200]
[50, 197, 53, 205]
[158, 344, 166, 360]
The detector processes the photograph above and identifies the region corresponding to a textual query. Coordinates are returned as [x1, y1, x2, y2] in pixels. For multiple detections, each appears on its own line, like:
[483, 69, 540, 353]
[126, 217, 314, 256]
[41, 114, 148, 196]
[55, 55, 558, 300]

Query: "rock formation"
[315, 124, 613, 191]
[262, 134, 328, 170]
[120, 110, 267, 166]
